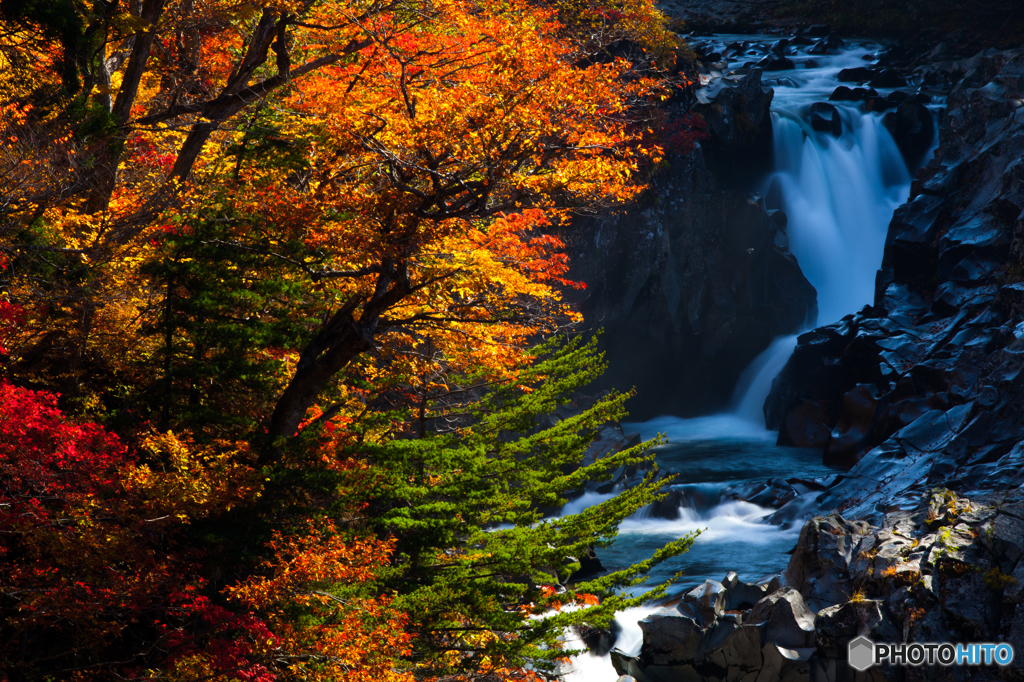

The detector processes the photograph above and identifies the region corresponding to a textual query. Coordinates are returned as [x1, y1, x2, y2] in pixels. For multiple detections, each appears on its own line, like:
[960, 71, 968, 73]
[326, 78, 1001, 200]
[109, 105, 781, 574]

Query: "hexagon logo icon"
[848, 635, 876, 671]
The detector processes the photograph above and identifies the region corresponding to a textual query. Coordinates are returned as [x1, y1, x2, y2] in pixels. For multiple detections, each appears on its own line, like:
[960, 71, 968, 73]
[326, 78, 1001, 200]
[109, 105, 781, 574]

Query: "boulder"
[829, 85, 878, 102]
[746, 588, 817, 649]
[762, 57, 795, 71]
[883, 99, 937, 168]
[683, 580, 728, 625]
[809, 102, 842, 137]
[824, 384, 883, 467]
[869, 69, 907, 88]
[837, 66, 877, 83]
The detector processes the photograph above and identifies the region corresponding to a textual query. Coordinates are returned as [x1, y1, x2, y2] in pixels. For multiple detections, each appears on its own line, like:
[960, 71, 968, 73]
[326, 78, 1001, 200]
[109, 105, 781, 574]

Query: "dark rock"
[683, 580, 727, 625]
[829, 86, 879, 102]
[869, 69, 907, 88]
[809, 34, 844, 55]
[824, 384, 883, 467]
[570, 547, 606, 582]
[809, 102, 843, 137]
[863, 96, 894, 113]
[883, 99, 937, 169]
[693, 68, 775, 188]
[746, 587, 817, 648]
[781, 400, 832, 448]
[577, 619, 621, 656]
[886, 90, 911, 104]
[762, 57, 795, 71]
[837, 66, 878, 83]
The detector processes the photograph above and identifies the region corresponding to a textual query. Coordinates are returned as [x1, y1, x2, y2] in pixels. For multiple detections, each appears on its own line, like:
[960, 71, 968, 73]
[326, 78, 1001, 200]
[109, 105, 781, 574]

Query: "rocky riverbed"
[611, 490, 1024, 682]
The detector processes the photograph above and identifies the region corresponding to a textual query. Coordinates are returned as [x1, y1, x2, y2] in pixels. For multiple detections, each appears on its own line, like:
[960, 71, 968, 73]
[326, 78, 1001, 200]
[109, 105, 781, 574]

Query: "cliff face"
[567, 71, 817, 419]
[766, 49, 1024, 519]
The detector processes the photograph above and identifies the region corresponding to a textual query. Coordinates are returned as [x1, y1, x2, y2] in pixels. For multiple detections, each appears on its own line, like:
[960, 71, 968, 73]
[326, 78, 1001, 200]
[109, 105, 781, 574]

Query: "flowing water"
[560, 36, 929, 680]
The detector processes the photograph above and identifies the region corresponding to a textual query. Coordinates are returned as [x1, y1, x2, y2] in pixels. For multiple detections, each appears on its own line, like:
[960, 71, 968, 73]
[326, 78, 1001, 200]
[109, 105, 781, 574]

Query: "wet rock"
[636, 613, 707, 664]
[762, 57, 795, 71]
[705, 624, 763, 671]
[809, 35, 844, 55]
[684, 580, 727, 625]
[578, 619, 621, 656]
[693, 68, 775, 188]
[829, 85, 878, 102]
[824, 384, 883, 467]
[746, 588, 817, 649]
[883, 99, 937, 168]
[837, 66, 877, 83]
[809, 102, 842, 137]
[869, 69, 907, 88]
[862, 96, 895, 113]
[570, 546, 606, 582]
[780, 400, 831, 448]
[815, 600, 899, 653]
[758, 642, 813, 682]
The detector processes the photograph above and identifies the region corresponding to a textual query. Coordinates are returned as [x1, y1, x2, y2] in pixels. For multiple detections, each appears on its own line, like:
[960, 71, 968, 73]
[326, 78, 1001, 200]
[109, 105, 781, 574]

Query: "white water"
[769, 109, 912, 324]
[730, 334, 799, 424]
[562, 37, 922, 680]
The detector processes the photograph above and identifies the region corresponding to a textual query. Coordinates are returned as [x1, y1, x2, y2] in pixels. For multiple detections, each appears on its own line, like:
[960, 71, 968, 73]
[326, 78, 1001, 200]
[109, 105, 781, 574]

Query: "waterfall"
[732, 86, 916, 426]
[767, 106, 913, 324]
[730, 334, 798, 424]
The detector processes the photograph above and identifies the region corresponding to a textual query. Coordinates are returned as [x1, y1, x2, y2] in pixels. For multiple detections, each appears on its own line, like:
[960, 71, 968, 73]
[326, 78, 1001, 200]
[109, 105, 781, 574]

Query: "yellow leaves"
[108, 11, 152, 34]
[126, 430, 260, 521]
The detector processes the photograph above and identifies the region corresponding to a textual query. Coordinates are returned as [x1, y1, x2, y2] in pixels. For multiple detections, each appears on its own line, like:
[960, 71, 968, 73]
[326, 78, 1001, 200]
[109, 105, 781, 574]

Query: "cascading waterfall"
[732, 71, 915, 427]
[561, 37, 926, 681]
[767, 105, 912, 326]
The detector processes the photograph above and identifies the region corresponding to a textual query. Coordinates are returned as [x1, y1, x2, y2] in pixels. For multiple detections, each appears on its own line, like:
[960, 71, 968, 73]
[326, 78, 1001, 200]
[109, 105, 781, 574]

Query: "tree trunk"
[84, 0, 168, 214]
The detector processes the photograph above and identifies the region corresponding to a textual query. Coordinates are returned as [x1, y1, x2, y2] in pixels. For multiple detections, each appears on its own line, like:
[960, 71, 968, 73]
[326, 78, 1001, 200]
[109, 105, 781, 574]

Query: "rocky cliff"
[567, 70, 817, 419]
[766, 48, 1024, 521]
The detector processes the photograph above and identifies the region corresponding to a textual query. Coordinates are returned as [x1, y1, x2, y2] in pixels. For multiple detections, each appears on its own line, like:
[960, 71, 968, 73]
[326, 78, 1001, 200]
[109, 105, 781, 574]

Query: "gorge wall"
[567, 71, 816, 419]
[766, 48, 1024, 521]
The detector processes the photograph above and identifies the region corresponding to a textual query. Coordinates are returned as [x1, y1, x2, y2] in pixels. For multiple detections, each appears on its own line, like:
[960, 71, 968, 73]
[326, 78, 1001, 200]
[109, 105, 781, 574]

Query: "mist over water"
[563, 39, 922, 680]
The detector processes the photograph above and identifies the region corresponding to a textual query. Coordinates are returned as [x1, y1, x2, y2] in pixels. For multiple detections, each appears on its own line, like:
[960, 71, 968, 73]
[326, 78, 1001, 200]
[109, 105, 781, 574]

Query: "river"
[561, 35, 929, 681]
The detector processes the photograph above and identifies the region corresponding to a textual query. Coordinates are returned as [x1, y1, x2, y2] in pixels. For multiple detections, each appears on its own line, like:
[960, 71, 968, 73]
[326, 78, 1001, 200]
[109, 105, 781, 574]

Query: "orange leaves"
[218, 521, 414, 682]
[231, 521, 394, 606]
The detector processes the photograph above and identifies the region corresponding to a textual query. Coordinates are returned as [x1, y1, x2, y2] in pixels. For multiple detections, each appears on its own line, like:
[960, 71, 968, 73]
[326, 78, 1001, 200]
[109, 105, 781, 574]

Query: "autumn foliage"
[0, 0, 699, 678]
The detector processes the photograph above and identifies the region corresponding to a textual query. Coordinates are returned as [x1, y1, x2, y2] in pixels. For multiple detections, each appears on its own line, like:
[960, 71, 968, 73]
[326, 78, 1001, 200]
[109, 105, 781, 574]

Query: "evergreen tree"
[354, 336, 695, 678]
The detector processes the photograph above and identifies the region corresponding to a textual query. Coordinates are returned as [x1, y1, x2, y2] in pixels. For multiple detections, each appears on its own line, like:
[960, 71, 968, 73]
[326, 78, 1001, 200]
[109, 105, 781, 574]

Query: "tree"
[353, 336, 695, 678]
[164, 521, 415, 682]
[0, 378, 247, 678]
[0, 0, 699, 679]
[1, 0, 681, 450]
[0, 381, 418, 680]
